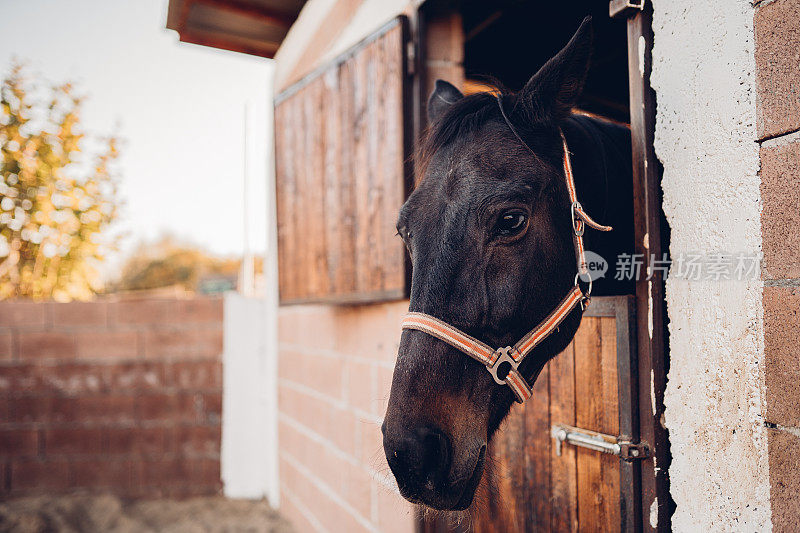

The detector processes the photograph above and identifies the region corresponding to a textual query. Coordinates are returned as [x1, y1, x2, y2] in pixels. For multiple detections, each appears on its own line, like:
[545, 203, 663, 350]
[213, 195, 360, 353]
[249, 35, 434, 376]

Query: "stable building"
[166, 0, 800, 531]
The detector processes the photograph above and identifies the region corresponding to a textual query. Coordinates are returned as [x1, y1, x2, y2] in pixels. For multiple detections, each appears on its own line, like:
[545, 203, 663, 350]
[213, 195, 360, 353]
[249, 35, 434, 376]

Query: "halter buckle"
[487, 346, 520, 385]
[571, 201, 585, 236]
[574, 273, 593, 310]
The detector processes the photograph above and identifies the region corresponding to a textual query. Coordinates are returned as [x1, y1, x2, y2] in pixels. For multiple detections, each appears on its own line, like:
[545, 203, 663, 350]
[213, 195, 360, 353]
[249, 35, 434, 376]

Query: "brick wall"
[755, 0, 800, 530]
[0, 297, 223, 499]
[277, 302, 415, 533]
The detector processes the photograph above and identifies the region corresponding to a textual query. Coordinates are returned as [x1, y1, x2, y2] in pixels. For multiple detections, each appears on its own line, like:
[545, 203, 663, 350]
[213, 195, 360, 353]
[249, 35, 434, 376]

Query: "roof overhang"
[166, 0, 305, 58]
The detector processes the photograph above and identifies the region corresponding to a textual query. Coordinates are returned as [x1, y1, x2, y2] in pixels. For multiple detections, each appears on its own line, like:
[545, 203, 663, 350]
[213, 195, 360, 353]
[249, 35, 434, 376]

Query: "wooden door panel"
[274, 17, 409, 304]
[574, 317, 620, 532]
[421, 296, 637, 533]
[549, 341, 579, 533]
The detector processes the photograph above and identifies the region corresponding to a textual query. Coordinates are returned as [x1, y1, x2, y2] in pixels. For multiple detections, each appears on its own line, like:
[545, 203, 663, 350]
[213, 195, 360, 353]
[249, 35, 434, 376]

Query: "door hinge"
[609, 0, 645, 19]
[552, 424, 649, 462]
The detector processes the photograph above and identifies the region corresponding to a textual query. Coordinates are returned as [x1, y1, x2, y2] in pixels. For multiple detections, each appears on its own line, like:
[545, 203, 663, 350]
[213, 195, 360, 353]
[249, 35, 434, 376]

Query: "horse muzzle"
[382, 422, 486, 510]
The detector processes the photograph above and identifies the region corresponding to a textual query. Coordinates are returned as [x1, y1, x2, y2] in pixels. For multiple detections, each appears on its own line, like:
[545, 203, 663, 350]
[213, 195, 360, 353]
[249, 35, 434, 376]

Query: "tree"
[110, 236, 258, 294]
[0, 63, 121, 301]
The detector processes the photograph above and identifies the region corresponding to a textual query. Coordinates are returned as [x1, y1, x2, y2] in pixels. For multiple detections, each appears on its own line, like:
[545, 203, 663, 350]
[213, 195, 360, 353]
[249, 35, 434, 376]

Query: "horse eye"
[496, 211, 527, 236]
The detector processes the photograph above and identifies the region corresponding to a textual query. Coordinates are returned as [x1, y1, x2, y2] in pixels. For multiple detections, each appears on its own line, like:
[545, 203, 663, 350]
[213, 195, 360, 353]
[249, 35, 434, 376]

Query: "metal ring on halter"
[487, 346, 519, 385]
[574, 272, 593, 298]
[570, 201, 585, 236]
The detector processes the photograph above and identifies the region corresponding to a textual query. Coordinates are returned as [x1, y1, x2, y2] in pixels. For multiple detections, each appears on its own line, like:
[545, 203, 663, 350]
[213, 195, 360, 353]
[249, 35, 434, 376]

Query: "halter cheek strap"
[400, 96, 612, 403]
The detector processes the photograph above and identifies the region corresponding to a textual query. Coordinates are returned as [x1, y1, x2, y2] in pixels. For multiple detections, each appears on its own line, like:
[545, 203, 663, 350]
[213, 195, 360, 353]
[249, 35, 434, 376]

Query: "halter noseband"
[400, 95, 612, 403]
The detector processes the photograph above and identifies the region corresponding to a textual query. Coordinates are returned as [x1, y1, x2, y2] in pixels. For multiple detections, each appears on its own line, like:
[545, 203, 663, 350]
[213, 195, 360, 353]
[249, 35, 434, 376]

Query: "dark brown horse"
[382, 17, 634, 511]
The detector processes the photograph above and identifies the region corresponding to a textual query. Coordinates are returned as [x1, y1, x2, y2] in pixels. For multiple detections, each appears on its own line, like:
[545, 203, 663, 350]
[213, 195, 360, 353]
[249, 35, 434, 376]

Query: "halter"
[401, 96, 612, 403]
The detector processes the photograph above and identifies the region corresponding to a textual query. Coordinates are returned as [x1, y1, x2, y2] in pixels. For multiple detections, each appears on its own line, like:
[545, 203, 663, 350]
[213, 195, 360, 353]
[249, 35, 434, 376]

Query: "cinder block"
[111, 297, 222, 326]
[51, 301, 108, 327]
[143, 327, 222, 359]
[764, 286, 800, 426]
[110, 299, 176, 325]
[106, 361, 169, 392]
[103, 426, 176, 457]
[768, 427, 800, 533]
[8, 396, 54, 424]
[135, 393, 179, 422]
[75, 330, 139, 360]
[10, 459, 70, 492]
[280, 488, 324, 533]
[0, 332, 13, 360]
[174, 298, 223, 323]
[279, 384, 357, 456]
[0, 302, 47, 329]
[280, 349, 345, 400]
[170, 359, 222, 390]
[44, 427, 104, 455]
[19, 329, 139, 361]
[49, 395, 137, 425]
[280, 457, 372, 533]
[0, 429, 39, 458]
[761, 140, 800, 279]
[176, 392, 222, 424]
[346, 359, 375, 413]
[71, 458, 138, 490]
[18, 332, 77, 360]
[332, 304, 404, 362]
[175, 425, 220, 458]
[755, 0, 800, 139]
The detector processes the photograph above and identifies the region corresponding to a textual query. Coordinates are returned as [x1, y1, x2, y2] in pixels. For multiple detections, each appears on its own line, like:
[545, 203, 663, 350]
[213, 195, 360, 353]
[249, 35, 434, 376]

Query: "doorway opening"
[415, 1, 672, 530]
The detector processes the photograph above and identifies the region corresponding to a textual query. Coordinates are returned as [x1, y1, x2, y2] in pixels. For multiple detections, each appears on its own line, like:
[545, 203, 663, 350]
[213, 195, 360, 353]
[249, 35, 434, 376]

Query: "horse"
[381, 16, 634, 512]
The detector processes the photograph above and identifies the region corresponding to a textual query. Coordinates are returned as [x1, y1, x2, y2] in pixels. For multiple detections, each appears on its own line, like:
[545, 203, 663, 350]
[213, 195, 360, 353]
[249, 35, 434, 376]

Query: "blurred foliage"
[110, 235, 261, 294]
[0, 63, 121, 301]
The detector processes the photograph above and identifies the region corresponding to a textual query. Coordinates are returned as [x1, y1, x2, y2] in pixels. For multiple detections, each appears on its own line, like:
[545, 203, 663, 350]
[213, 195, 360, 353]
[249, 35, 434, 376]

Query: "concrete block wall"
[0, 298, 223, 498]
[755, 0, 800, 530]
[277, 302, 415, 533]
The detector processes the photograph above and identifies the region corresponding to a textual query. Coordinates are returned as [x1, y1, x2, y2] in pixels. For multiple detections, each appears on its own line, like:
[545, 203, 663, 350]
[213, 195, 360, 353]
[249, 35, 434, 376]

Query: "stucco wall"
[273, 0, 415, 92]
[652, 1, 770, 530]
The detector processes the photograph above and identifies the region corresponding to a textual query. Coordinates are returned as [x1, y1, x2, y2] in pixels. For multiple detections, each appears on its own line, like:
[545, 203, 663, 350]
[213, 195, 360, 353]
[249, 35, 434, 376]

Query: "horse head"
[382, 17, 597, 511]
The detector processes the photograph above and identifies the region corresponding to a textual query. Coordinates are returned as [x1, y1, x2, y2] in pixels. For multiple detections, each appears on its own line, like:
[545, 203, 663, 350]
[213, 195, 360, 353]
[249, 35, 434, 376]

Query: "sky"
[0, 0, 273, 270]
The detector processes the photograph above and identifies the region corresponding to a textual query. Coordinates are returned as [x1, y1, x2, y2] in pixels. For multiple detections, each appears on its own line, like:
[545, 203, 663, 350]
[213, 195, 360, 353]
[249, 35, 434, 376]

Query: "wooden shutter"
[274, 17, 411, 305]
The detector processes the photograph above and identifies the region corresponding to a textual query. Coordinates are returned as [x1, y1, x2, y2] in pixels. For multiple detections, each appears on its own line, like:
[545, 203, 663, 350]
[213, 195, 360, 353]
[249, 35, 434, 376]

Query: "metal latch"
[551, 424, 649, 462]
[609, 0, 645, 19]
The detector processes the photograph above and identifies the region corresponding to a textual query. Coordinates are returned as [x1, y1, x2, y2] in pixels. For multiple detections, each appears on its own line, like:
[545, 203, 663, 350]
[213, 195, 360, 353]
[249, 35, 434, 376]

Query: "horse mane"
[416, 89, 507, 182]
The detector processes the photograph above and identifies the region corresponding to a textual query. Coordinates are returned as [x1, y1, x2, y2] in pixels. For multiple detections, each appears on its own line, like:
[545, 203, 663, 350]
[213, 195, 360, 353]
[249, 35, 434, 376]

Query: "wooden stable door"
[421, 296, 642, 533]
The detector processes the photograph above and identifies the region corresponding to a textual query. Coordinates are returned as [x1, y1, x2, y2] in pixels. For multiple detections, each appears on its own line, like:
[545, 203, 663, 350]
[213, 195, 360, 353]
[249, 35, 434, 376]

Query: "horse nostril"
[417, 426, 451, 480]
[384, 425, 452, 493]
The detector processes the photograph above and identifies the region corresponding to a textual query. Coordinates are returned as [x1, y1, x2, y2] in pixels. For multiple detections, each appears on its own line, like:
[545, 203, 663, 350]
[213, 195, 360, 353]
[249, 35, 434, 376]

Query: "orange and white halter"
[401, 96, 612, 403]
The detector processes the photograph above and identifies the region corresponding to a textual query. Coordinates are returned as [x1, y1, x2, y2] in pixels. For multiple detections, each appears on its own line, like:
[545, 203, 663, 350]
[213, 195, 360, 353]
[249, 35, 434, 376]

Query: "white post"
[222, 81, 279, 505]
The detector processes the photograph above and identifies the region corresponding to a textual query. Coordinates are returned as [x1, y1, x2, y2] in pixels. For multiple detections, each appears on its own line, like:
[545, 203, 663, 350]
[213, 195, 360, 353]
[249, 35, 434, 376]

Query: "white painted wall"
[652, 1, 770, 530]
[273, 0, 416, 92]
[222, 292, 280, 505]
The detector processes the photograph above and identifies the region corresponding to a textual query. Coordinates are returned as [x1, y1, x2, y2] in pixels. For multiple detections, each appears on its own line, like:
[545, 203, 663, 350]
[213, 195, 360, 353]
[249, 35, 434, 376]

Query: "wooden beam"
[179, 28, 280, 58]
[624, 4, 673, 532]
[178, 0, 192, 31]
[192, 0, 295, 30]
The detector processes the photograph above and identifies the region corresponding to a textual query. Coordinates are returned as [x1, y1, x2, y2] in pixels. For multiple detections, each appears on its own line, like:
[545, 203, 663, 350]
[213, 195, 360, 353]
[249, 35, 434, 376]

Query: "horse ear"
[515, 16, 593, 123]
[427, 80, 463, 123]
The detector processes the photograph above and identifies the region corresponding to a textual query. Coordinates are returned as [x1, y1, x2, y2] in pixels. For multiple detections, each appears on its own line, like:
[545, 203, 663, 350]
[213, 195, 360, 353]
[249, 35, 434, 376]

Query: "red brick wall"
[0, 297, 223, 499]
[755, 0, 800, 530]
[277, 303, 415, 533]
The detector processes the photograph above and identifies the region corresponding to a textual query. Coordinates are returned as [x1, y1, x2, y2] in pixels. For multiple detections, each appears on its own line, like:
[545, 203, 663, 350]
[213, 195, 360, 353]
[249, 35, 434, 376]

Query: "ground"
[0, 493, 294, 533]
